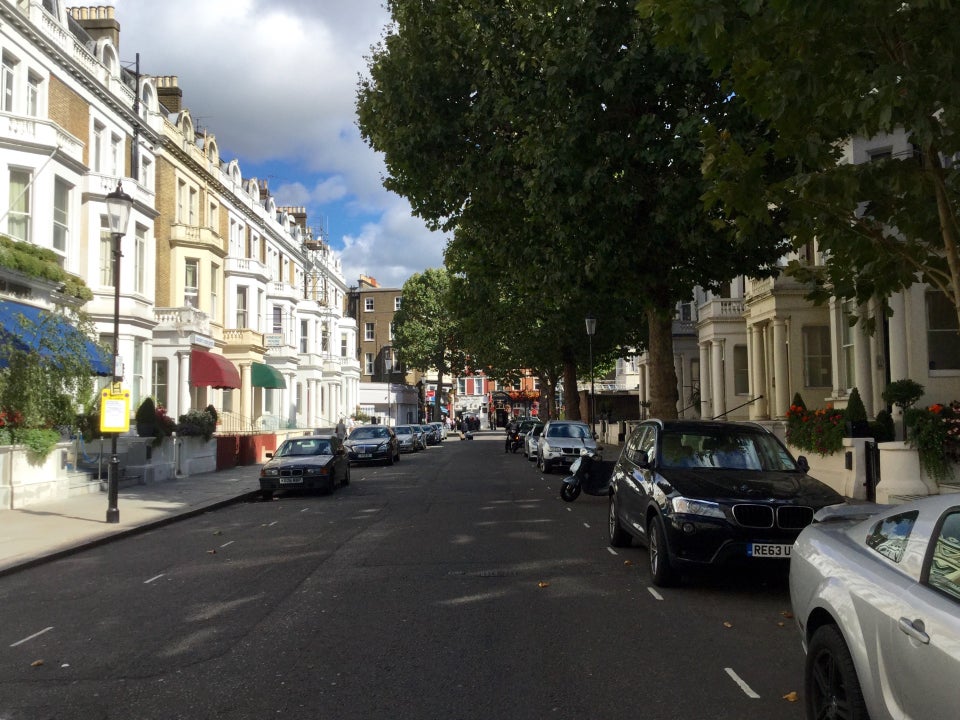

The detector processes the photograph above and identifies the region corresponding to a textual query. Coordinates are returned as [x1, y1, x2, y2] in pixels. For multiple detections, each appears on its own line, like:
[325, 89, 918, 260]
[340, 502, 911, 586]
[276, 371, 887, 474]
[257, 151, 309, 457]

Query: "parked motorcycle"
[560, 448, 608, 502]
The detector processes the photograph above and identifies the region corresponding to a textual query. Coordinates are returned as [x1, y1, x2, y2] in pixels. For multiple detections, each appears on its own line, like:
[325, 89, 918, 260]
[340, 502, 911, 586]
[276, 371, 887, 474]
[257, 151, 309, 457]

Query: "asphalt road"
[0, 433, 807, 719]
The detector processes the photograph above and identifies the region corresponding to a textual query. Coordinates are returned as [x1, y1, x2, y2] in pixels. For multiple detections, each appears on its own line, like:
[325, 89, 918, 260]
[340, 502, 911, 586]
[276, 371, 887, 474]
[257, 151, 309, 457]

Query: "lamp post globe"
[105, 181, 133, 524]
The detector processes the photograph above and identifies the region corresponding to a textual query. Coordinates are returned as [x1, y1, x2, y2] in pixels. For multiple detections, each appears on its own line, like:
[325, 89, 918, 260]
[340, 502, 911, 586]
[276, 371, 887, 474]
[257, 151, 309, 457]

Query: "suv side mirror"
[796, 455, 810, 473]
[635, 449, 650, 468]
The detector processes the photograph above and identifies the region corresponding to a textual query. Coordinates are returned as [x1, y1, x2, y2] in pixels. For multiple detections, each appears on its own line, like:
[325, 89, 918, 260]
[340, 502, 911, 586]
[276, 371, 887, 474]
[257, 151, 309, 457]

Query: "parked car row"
[394, 422, 445, 453]
[260, 422, 450, 500]
[526, 416, 959, 720]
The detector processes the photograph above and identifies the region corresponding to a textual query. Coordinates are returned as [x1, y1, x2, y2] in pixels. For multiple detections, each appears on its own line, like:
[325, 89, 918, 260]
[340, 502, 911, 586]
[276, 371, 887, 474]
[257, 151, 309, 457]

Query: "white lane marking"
[566, 507, 572, 512]
[10, 627, 53, 647]
[301, 507, 310, 513]
[606, 548, 618, 556]
[583, 523, 590, 529]
[725, 668, 760, 699]
[647, 587, 663, 601]
[268, 521, 278, 527]
[220, 540, 235, 548]
[144, 574, 165, 585]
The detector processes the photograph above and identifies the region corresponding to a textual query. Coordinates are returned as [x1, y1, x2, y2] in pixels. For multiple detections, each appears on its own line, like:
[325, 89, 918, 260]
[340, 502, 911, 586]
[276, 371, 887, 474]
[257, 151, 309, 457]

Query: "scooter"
[560, 447, 608, 502]
[508, 429, 523, 453]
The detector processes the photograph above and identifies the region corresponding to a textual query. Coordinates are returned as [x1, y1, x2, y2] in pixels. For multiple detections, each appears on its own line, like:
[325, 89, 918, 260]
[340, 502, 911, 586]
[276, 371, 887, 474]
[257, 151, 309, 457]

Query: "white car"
[523, 424, 544, 460]
[537, 420, 598, 473]
[789, 494, 960, 720]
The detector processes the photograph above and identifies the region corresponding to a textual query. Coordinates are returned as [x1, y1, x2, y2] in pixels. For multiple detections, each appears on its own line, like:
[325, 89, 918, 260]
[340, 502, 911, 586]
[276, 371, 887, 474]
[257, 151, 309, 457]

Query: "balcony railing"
[223, 328, 264, 348]
[170, 224, 225, 253]
[225, 256, 271, 282]
[0, 113, 84, 163]
[266, 281, 301, 301]
[154, 306, 210, 334]
[698, 298, 746, 322]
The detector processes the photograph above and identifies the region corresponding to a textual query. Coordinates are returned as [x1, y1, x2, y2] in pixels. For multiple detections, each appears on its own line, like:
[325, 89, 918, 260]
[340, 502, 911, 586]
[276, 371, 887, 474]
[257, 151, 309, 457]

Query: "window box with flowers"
[904, 401, 960, 485]
[786, 402, 847, 457]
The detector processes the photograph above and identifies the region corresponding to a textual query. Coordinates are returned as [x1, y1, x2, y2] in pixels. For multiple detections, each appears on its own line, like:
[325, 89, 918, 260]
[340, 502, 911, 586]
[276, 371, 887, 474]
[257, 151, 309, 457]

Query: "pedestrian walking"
[336, 417, 347, 440]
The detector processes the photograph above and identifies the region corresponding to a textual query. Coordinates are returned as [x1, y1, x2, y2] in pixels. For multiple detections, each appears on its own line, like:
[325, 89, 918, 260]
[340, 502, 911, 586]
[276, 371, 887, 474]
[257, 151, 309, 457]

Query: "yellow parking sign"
[99, 387, 130, 433]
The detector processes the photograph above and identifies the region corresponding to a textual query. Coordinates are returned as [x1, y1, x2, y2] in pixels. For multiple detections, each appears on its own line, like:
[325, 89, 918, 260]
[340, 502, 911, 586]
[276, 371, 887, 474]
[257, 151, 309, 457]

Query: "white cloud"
[112, 0, 442, 287]
[340, 203, 449, 289]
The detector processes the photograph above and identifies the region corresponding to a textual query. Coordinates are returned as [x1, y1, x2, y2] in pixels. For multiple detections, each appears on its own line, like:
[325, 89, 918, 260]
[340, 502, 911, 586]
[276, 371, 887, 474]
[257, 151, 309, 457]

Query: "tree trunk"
[563, 359, 581, 420]
[646, 307, 678, 419]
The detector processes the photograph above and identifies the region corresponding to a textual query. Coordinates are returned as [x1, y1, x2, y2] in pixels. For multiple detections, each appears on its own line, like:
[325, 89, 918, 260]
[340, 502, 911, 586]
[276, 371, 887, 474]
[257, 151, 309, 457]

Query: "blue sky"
[113, 0, 449, 289]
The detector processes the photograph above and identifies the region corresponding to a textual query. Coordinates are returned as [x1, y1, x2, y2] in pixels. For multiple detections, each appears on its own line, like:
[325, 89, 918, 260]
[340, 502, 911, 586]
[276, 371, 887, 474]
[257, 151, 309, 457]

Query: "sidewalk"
[0, 465, 262, 577]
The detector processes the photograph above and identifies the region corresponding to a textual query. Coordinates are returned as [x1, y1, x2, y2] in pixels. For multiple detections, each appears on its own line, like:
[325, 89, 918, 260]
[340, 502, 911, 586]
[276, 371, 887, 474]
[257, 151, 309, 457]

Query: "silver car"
[393, 425, 420, 453]
[523, 424, 544, 461]
[790, 494, 960, 720]
[537, 420, 598, 473]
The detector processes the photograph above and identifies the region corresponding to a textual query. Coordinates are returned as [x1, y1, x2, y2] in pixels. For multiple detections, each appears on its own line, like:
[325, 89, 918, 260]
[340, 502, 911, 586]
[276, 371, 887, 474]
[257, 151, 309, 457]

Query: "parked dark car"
[608, 419, 844, 587]
[345, 425, 400, 465]
[259, 433, 350, 500]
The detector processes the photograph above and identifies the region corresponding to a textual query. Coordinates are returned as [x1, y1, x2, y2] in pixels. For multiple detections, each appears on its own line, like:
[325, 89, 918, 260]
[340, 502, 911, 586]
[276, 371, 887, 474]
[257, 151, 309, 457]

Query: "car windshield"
[546, 424, 590, 439]
[350, 427, 389, 440]
[274, 438, 332, 457]
[395, 426, 414, 435]
[659, 430, 797, 471]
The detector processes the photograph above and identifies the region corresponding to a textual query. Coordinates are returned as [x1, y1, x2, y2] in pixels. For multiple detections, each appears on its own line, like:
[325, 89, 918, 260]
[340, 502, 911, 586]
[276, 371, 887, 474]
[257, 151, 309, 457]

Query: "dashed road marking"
[583, 523, 590, 529]
[725, 667, 760, 698]
[647, 587, 663, 601]
[144, 574, 165, 585]
[10, 627, 53, 647]
[606, 548, 618, 556]
[220, 540, 235, 548]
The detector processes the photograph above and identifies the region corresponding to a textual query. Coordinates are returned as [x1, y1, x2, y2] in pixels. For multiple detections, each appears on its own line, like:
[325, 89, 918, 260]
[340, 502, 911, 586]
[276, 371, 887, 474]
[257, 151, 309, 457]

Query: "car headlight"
[671, 497, 725, 519]
[304, 467, 328, 476]
[262, 468, 279, 477]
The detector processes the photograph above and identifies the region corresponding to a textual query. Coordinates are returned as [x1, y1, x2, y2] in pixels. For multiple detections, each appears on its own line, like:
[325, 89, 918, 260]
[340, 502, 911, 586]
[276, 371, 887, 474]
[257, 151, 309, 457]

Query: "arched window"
[139, 82, 156, 118]
[100, 41, 119, 77]
[207, 138, 218, 164]
[178, 111, 193, 140]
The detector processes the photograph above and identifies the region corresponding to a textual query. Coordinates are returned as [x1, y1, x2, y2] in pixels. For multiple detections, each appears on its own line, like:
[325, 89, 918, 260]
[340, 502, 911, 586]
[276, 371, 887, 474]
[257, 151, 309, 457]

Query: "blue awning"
[0, 300, 110, 375]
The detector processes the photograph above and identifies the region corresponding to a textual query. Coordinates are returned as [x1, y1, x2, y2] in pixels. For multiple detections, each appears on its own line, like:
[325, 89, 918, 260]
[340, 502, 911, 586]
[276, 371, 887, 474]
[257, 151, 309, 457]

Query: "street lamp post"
[585, 315, 596, 436]
[104, 182, 133, 524]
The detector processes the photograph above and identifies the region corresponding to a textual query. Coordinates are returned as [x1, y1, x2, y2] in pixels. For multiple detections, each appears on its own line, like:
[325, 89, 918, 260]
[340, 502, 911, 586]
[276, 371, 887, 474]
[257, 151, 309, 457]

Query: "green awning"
[251, 361, 286, 389]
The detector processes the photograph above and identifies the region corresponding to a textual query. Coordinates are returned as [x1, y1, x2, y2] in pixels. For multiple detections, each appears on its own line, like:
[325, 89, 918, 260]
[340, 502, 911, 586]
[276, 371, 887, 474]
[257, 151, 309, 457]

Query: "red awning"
[190, 349, 240, 389]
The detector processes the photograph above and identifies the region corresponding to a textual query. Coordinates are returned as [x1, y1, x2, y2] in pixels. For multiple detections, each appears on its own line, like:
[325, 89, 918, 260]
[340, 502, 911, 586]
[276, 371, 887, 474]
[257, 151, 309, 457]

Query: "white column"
[859, 302, 875, 414]
[888, 291, 908, 381]
[772, 319, 789, 418]
[711, 339, 725, 419]
[699, 343, 711, 418]
[750, 324, 768, 419]
[240, 362, 251, 425]
[177, 351, 190, 417]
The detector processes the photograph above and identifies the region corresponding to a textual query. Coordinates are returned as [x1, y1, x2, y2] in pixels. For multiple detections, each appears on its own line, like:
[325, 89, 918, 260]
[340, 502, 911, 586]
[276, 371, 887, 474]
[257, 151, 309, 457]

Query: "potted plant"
[844, 387, 869, 438]
[135, 397, 158, 438]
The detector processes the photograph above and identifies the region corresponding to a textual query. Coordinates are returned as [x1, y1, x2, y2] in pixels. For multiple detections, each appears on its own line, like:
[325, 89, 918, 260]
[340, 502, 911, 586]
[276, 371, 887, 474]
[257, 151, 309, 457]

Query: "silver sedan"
[789, 494, 960, 720]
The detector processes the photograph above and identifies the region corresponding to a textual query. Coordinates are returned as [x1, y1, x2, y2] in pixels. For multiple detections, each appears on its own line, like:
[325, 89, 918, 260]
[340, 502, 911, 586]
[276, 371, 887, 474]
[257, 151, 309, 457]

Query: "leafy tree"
[358, 1, 786, 417]
[0, 306, 102, 455]
[392, 268, 465, 421]
[644, 0, 960, 330]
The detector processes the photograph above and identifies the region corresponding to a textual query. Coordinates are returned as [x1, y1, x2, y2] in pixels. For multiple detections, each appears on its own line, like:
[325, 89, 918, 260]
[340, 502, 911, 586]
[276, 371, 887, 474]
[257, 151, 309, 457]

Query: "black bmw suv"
[608, 419, 843, 586]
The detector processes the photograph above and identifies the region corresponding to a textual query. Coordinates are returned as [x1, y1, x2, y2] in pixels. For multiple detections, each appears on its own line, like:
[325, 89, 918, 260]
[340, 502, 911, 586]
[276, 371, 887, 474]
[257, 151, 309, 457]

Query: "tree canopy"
[358, 1, 788, 417]
[392, 268, 465, 420]
[644, 0, 960, 330]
